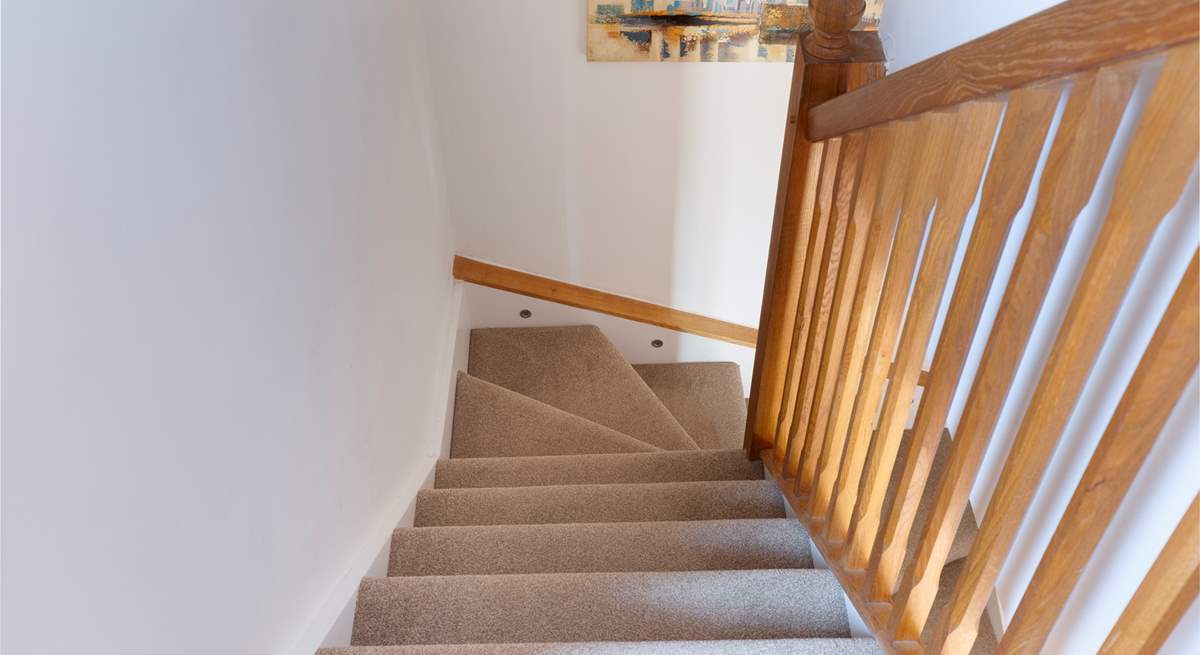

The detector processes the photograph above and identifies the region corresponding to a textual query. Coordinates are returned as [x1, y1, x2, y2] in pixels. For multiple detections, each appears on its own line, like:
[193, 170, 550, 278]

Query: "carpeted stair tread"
[390, 518, 811, 576]
[633, 362, 746, 450]
[886, 429, 980, 565]
[468, 326, 697, 451]
[414, 480, 784, 527]
[450, 373, 659, 458]
[434, 449, 761, 489]
[319, 638, 882, 654]
[350, 569, 849, 645]
[921, 558, 998, 655]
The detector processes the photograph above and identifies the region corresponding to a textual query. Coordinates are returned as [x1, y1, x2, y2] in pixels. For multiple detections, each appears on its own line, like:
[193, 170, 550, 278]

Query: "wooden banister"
[807, 0, 1200, 140]
[865, 82, 1061, 602]
[934, 43, 1199, 654]
[889, 62, 1139, 646]
[743, 1, 1199, 653]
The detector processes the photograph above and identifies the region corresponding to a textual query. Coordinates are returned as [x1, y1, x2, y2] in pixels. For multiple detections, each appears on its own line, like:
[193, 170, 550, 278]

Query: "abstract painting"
[587, 1, 883, 63]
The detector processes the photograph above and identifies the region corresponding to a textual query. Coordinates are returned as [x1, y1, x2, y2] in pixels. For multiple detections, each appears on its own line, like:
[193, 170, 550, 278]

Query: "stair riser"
[319, 639, 883, 655]
[434, 450, 762, 489]
[390, 519, 811, 576]
[414, 480, 784, 527]
[351, 570, 849, 645]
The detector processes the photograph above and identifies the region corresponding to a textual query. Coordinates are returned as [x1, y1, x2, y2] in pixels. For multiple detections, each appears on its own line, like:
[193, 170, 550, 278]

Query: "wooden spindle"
[889, 64, 1140, 643]
[935, 42, 1199, 655]
[823, 109, 956, 539]
[865, 83, 1061, 602]
[805, 125, 894, 516]
[745, 19, 885, 457]
[1000, 252, 1199, 654]
[784, 132, 867, 478]
[809, 120, 917, 512]
[842, 99, 1003, 571]
[1098, 494, 1200, 655]
[775, 138, 844, 466]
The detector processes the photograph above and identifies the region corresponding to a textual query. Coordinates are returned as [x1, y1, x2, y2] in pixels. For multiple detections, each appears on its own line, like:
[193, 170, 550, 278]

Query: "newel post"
[806, 0, 868, 60]
[743, 0, 886, 458]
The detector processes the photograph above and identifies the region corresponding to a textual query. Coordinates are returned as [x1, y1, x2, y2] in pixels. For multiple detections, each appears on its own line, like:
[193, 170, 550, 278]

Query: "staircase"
[317, 325, 998, 654]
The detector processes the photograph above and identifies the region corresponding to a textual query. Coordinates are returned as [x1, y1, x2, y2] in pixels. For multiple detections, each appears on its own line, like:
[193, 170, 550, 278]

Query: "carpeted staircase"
[317, 325, 992, 655]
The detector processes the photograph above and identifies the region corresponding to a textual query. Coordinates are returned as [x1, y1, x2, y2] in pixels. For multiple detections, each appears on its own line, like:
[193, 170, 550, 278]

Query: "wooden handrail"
[451, 256, 758, 348]
[806, 0, 1200, 141]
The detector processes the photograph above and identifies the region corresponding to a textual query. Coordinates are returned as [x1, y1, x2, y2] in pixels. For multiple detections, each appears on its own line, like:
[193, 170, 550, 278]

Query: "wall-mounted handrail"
[452, 255, 758, 347]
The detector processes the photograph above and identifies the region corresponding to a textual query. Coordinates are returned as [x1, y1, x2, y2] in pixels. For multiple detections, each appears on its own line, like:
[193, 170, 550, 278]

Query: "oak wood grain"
[823, 110, 956, 541]
[999, 252, 1199, 655]
[809, 118, 920, 522]
[745, 44, 885, 456]
[1098, 494, 1200, 655]
[786, 133, 867, 478]
[888, 64, 1140, 643]
[775, 138, 843, 462]
[843, 99, 1003, 571]
[865, 84, 1062, 601]
[936, 42, 1199, 655]
[808, 125, 894, 517]
[807, 0, 1199, 140]
[451, 256, 757, 347]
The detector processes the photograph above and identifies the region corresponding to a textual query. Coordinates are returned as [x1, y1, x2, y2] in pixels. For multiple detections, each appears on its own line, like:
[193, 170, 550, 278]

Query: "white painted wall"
[2, 2, 459, 655]
[418, 0, 793, 383]
[419, 0, 790, 337]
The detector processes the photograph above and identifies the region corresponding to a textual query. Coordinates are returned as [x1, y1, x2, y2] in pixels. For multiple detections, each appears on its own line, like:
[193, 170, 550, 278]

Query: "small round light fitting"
[519, 309, 532, 319]
[651, 339, 664, 348]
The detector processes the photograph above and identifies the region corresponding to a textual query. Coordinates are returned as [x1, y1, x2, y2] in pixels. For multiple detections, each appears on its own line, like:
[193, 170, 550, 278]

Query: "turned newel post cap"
[805, 0, 866, 60]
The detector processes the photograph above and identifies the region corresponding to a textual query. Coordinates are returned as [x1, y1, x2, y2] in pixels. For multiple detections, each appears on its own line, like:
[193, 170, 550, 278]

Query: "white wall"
[419, 0, 791, 338]
[2, 2, 458, 654]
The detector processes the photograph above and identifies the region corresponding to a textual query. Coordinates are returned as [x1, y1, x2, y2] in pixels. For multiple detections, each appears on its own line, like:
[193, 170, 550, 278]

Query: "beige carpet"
[351, 569, 850, 645]
[434, 449, 761, 489]
[414, 479, 785, 527]
[318, 325, 906, 654]
[633, 362, 746, 449]
[390, 519, 812, 576]
[319, 640, 881, 654]
[451, 373, 657, 458]
[468, 326, 697, 450]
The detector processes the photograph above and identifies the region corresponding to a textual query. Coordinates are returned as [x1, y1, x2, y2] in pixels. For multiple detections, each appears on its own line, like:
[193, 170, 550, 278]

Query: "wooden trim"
[806, 0, 1200, 140]
[452, 256, 758, 348]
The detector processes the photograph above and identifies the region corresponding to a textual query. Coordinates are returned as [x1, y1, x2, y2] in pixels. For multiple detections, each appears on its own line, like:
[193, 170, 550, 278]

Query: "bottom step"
[351, 569, 849, 645]
[320, 639, 882, 654]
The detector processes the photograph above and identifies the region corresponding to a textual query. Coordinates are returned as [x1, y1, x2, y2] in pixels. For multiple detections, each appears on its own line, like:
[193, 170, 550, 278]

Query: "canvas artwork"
[587, 1, 883, 63]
